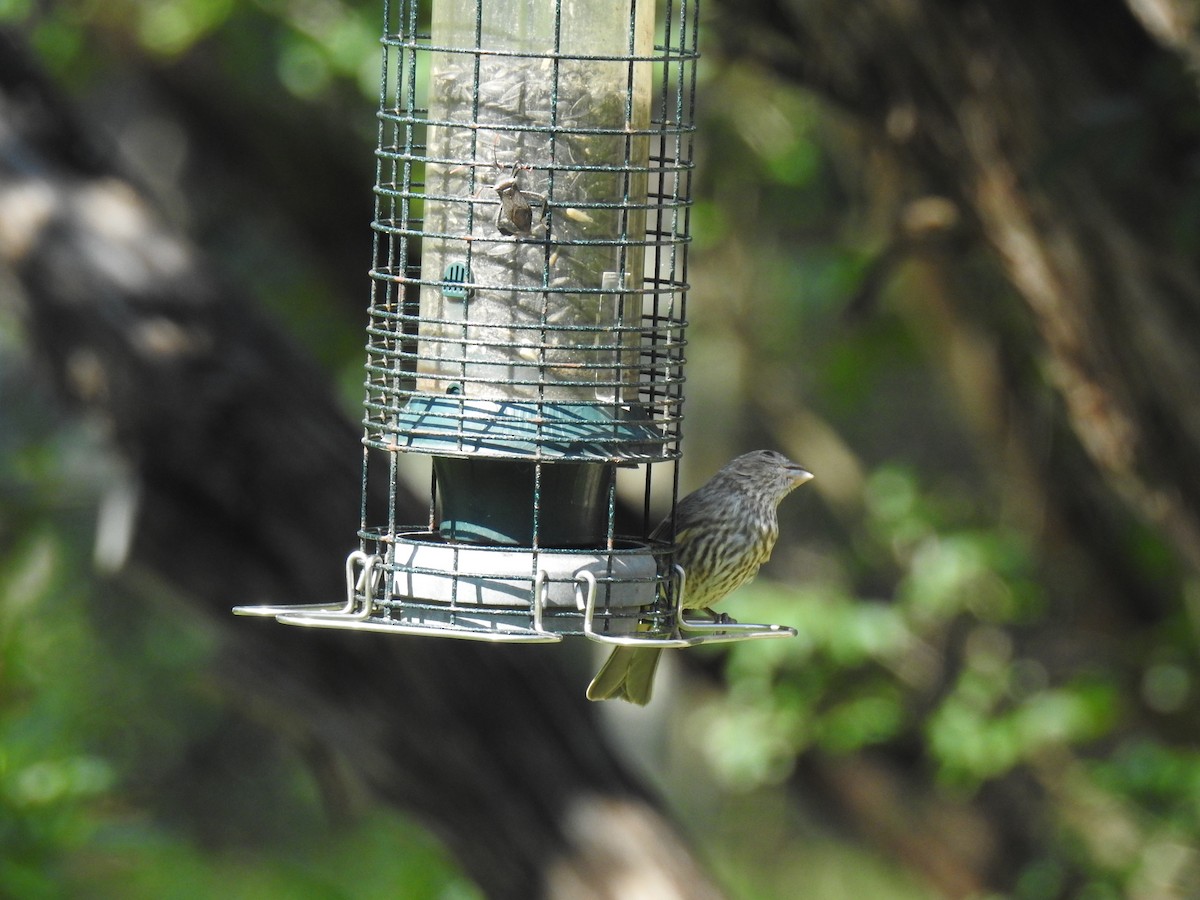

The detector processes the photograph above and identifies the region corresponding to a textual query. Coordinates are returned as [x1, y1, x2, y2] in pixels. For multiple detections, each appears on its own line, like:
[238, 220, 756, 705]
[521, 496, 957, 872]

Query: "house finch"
[586, 450, 813, 705]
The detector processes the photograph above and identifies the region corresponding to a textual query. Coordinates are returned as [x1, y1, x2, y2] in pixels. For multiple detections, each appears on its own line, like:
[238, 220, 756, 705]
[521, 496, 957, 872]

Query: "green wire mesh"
[363, 0, 696, 464]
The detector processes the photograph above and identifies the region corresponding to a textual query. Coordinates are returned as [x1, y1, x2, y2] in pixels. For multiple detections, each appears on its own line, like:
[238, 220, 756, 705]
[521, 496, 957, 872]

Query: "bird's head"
[724, 449, 814, 503]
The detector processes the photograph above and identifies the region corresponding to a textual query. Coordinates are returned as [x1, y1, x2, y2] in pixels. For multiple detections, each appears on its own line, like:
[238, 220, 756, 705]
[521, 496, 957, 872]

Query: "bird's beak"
[788, 464, 815, 487]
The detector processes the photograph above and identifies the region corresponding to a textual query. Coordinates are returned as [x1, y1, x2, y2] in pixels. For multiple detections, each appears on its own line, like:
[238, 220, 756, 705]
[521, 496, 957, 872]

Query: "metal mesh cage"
[353, 0, 696, 639]
[364, 0, 693, 464]
[238, 0, 789, 647]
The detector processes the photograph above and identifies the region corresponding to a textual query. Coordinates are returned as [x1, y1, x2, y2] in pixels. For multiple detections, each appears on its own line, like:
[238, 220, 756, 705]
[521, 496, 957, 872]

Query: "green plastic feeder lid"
[389, 396, 665, 461]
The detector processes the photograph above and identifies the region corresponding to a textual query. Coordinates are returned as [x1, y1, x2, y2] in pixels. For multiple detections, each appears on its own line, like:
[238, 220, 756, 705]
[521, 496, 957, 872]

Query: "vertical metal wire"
[363, 0, 389, 560]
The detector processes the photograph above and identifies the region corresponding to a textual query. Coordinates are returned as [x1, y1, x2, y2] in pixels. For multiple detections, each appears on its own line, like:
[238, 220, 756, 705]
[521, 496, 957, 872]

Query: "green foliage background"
[3, 1, 1200, 897]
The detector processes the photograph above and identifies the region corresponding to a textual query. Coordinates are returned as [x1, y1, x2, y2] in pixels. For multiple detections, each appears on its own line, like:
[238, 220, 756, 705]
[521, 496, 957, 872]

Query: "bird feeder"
[235, 0, 796, 648]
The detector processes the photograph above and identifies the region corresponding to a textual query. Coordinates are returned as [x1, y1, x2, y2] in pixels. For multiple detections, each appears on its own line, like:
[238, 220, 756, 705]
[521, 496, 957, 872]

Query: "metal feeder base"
[234, 545, 798, 647]
[236, 537, 660, 642]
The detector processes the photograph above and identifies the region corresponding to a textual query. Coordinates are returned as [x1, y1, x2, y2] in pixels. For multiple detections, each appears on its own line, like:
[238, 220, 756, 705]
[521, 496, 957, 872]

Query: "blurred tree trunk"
[712, 0, 1200, 893]
[0, 30, 721, 900]
[714, 0, 1200, 577]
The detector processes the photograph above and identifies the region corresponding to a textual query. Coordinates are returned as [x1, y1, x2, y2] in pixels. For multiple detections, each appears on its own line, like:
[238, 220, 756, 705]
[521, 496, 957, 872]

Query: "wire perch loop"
[233, 0, 795, 647]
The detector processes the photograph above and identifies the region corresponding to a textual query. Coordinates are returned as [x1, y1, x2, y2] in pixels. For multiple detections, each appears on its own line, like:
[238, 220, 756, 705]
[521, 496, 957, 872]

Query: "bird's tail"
[586, 645, 663, 705]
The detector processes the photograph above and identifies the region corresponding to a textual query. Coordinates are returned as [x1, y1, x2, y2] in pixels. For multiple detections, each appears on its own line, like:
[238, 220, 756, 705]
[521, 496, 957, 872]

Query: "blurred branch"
[712, 0, 1200, 576]
[705, 0, 1200, 893]
[1123, 0, 1200, 79]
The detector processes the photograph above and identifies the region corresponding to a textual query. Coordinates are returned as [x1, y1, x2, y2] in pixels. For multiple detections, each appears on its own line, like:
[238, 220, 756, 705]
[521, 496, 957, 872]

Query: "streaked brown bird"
[587, 449, 813, 705]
